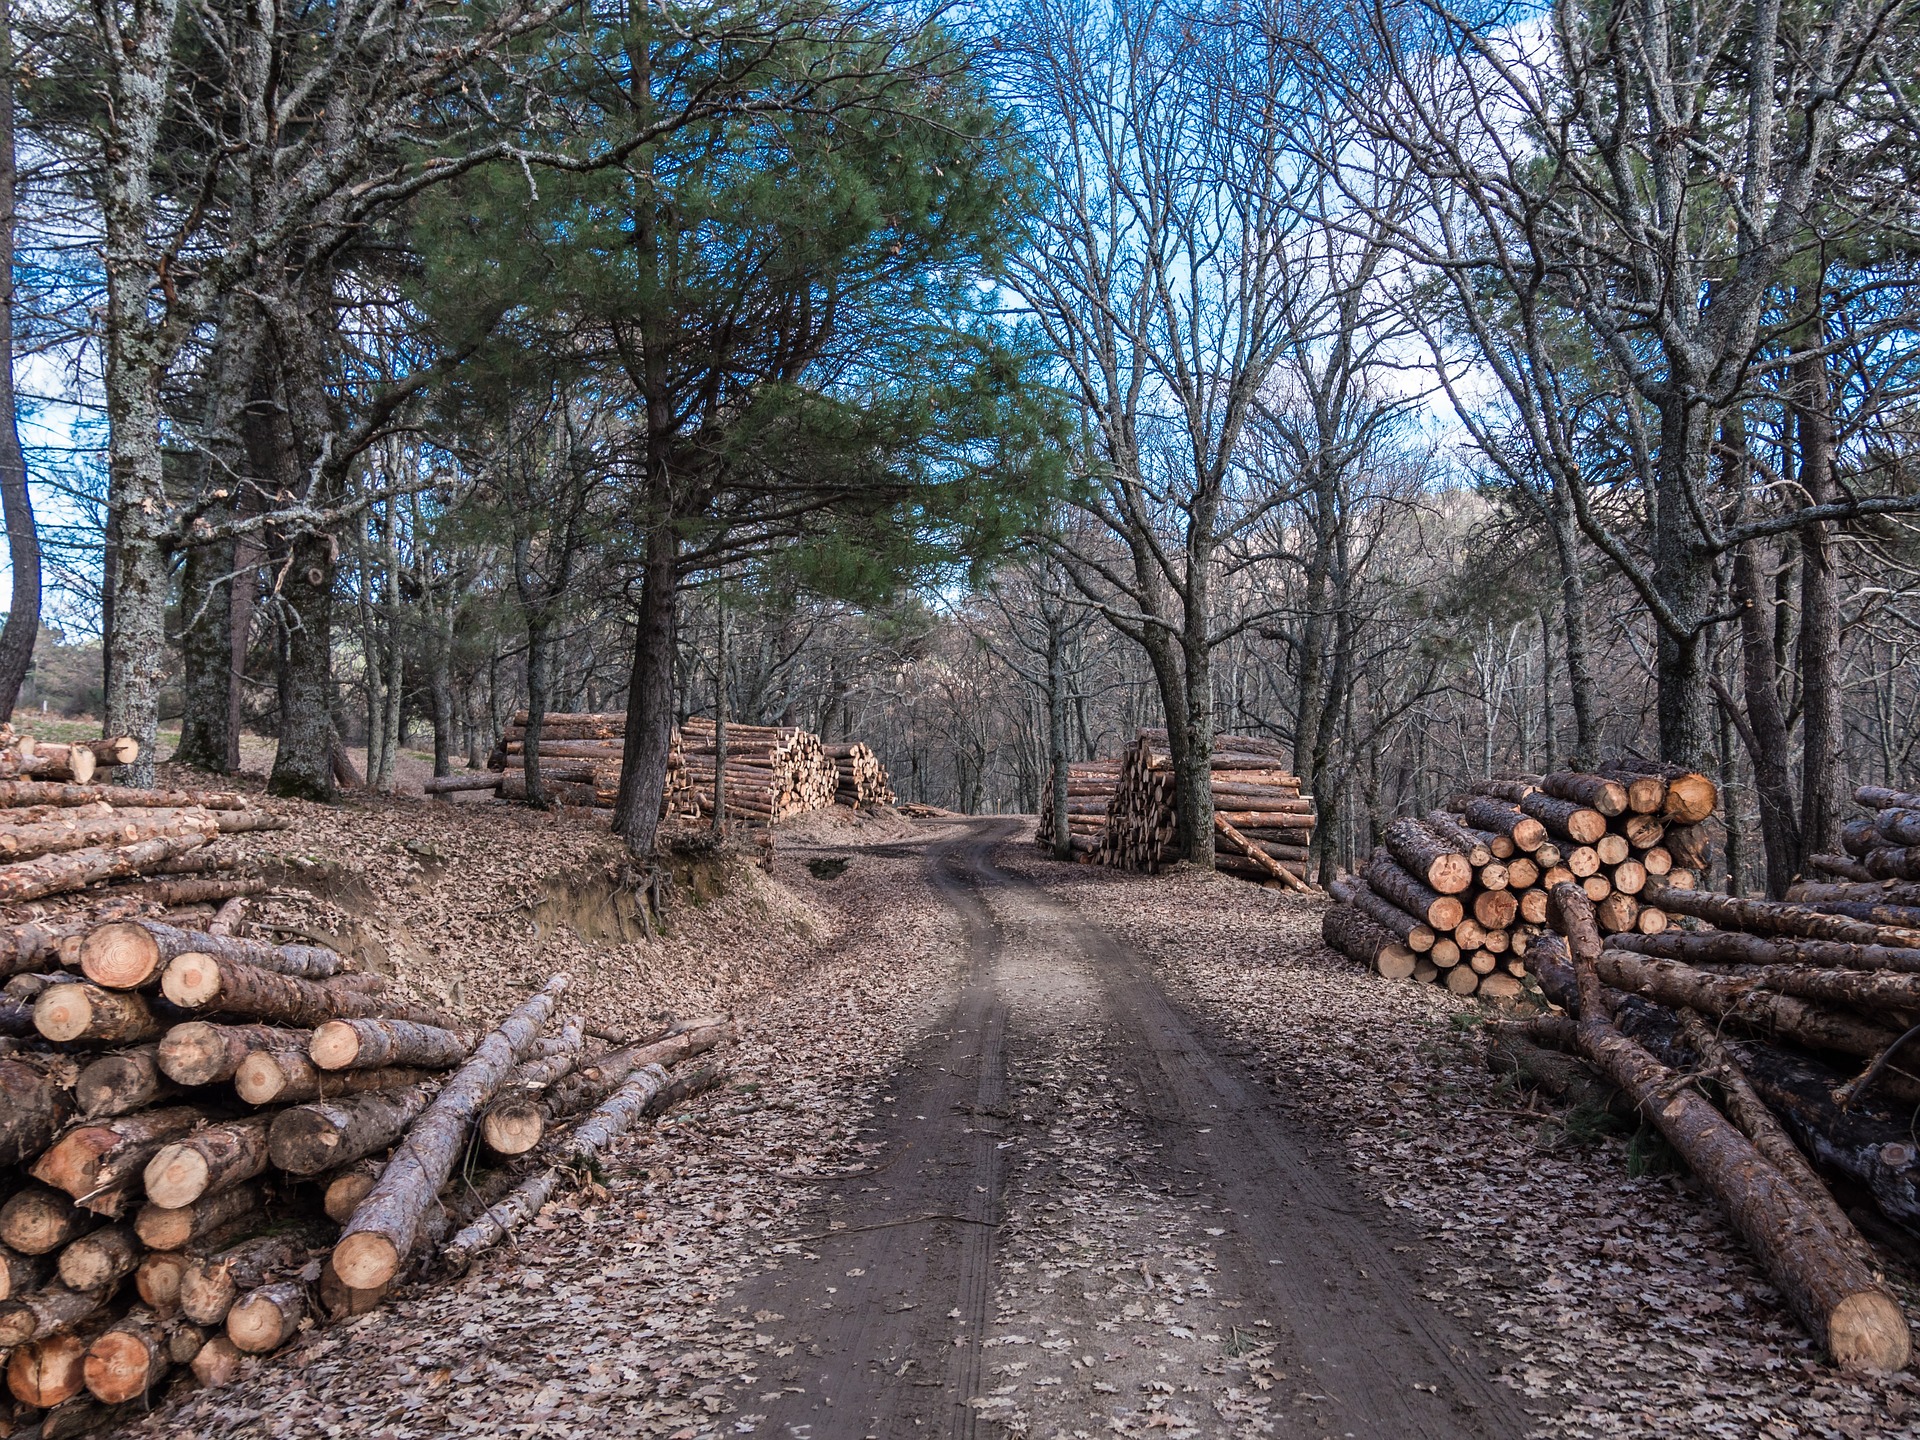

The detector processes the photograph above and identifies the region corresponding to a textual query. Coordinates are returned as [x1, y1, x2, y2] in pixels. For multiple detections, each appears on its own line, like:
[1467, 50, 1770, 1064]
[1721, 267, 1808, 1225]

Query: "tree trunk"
[521, 615, 550, 810]
[176, 533, 237, 772]
[1796, 349, 1843, 865]
[1547, 475, 1595, 758]
[712, 579, 728, 835]
[267, 527, 336, 802]
[0, 0, 37, 723]
[1047, 605, 1071, 860]
[1651, 401, 1716, 770]
[1731, 541, 1802, 895]
[613, 529, 677, 856]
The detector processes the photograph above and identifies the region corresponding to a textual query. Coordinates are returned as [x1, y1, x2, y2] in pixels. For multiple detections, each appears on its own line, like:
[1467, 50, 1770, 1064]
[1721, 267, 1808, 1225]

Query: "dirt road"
[727, 819, 1529, 1438]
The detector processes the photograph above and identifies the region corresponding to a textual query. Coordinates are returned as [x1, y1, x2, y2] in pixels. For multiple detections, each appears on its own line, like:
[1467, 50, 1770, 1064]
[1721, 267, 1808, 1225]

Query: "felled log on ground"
[481, 1017, 729, 1156]
[0, 831, 215, 905]
[333, 976, 569, 1288]
[267, 1081, 441, 1175]
[443, 1061, 725, 1274]
[160, 953, 454, 1028]
[1546, 884, 1908, 1372]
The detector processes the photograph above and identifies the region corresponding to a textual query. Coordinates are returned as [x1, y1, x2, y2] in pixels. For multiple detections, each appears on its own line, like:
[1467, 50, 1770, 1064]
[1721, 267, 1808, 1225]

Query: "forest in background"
[1, 0, 1918, 896]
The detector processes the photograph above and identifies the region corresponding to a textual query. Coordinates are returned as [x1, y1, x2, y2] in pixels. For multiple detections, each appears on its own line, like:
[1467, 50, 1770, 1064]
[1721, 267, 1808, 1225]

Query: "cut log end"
[77, 922, 162, 990]
[226, 1284, 303, 1353]
[190, 1335, 244, 1389]
[32, 987, 99, 1044]
[1829, 1290, 1911, 1373]
[234, 1052, 294, 1105]
[480, 1102, 545, 1156]
[142, 1146, 212, 1210]
[331, 1231, 400, 1291]
[159, 953, 223, 1008]
[82, 1330, 156, 1405]
[308, 1021, 363, 1071]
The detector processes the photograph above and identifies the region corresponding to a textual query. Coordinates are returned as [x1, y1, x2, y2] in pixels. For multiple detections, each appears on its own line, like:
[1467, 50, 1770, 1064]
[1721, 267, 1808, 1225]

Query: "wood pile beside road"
[1320, 760, 1715, 1000]
[429, 713, 892, 825]
[0, 878, 733, 1427]
[1501, 882, 1920, 1373]
[1034, 730, 1315, 890]
[825, 743, 894, 809]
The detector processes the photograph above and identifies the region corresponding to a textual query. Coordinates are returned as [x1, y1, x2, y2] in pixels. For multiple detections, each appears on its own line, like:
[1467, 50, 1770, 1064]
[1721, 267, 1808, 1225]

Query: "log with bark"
[267, 1081, 440, 1175]
[30, 1106, 205, 1213]
[132, 1184, 261, 1252]
[308, 1017, 470, 1071]
[160, 953, 454, 1028]
[226, 1280, 305, 1353]
[481, 1018, 727, 1156]
[443, 1061, 724, 1274]
[0, 1052, 76, 1168]
[33, 983, 163, 1046]
[142, 1116, 274, 1208]
[55, 1224, 140, 1292]
[80, 919, 346, 989]
[74, 1044, 173, 1118]
[0, 831, 217, 905]
[179, 1234, 311, 1327]
[0, 1187, 93, 1256]
[1543, 886, 1909, 1371]
[157, 1021, 311, 1087]
[1382, 817, 1473, 894]
[332, 976, 568, 1288]
[82, 1307, 203, 1404]
[235, 1045, 437, 1107]
[0, 1282, 109, 1350]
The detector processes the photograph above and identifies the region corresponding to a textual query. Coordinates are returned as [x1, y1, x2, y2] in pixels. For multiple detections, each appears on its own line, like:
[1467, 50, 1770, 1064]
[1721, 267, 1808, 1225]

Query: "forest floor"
[109, 798, 1920, 1440]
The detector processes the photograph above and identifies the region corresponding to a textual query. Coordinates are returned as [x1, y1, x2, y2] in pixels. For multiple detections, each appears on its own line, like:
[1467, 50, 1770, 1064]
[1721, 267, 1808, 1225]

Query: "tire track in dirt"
[723, 821, 1011, 1438]
[727, 819, 1528, 1439]
[962, 834, 1530, 1438]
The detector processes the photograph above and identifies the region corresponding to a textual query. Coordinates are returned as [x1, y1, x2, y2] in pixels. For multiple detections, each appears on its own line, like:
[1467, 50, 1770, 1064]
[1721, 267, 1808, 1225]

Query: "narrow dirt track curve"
[727, 818, 1530, 1439]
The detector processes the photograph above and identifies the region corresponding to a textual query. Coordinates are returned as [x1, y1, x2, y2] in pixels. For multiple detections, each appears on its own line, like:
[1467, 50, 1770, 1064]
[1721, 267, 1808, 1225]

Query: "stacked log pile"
[825, 743, 894, 809]
[1805, 782, 1920, 887]
[1033, 731, 1314, 889]
[1504, 883, 1917, 1372]
[432, 713, 892, 824]
[0, 735, 280, 919]
[1036, 761, 1122, 858]
[1320, 761, 1716, 1000]
[0, 889, 734, 1424]
[680, 718, 838, 822]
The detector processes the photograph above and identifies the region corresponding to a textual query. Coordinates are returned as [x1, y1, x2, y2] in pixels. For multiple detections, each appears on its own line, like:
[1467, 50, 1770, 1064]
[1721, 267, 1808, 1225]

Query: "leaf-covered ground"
[84, 795, 1920, 1437]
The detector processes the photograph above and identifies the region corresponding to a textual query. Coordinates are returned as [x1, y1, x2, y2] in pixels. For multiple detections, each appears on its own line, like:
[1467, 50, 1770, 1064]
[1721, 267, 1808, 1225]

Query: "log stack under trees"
[431, 713, 891, 824]
[680, 717, 840, 821]
[0, 879, 734, 1424]
[825, 743, 895, 809]
[1034, 731, 1314, 890]
[1319, 761, 1716, 1000]
[1501, 883, 1920, 1372]
[1036, 760, 1123, 858]
[1803, 782, 1920, 889]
